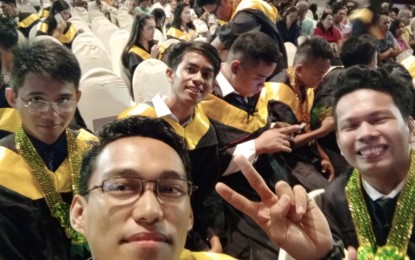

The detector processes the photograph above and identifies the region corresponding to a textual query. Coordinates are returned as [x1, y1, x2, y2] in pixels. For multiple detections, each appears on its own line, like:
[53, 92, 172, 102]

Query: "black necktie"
[373, 197, 396, 245]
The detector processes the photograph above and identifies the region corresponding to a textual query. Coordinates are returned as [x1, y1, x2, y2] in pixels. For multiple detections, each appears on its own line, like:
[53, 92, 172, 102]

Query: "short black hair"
[166, 41, 221, 77]
[43, 0, 71, 33]
[293, 36, 334, 65]
[10, 40, 81, 93]
[79, 116, 192, 196]
[340, 34, 377, 67]
[195, 0, 217, 8]
[227, 31, 282, 68]
[333, 65, 414, 126]
[171, 2, 195, 30]
[389, 18, 403, 37]
[0, 15, 18, 49]
[331, 3, 346, 15]
[0, 0, 17, 6]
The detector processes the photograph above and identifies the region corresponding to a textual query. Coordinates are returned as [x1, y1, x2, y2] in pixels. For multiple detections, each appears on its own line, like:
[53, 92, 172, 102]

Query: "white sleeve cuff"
[223, 140, 257, 176]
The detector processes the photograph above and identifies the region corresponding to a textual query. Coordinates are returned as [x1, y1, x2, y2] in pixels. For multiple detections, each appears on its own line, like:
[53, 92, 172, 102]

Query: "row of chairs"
[67, 10, 171, 132]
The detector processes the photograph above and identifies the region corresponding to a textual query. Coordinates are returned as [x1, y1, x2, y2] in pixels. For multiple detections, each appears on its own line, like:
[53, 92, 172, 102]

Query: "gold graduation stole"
[58, 23, 77, 44]
[15, 127, 86, 244]
[231, 0, 278, 23]
[38, 22, 77, 44]
[0, 107, 21, 133]
[129, 45, 152, 60]
[167, 27, 192, 41]
[18, 13, 40, 28]
[345, 153, 415, 260]
[119, 103, 210, 150]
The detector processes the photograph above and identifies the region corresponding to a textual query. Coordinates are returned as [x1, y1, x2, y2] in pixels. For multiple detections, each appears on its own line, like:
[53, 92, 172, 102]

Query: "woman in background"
[152, 8, 166, 41]
[36, 0, 77, 48]
[121, 14, 160, 83]
[276, 6, 300, 46]
[166, 2, 196, 41]
[390, 19, 412, 52]
[313, 12, 342, 60]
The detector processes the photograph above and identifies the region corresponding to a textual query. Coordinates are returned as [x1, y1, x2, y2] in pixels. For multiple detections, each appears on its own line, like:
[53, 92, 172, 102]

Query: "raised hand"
[216, 155, 333, 260]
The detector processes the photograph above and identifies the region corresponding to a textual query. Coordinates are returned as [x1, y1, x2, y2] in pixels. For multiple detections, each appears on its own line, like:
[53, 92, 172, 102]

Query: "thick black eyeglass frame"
[81, 176, 198, 197]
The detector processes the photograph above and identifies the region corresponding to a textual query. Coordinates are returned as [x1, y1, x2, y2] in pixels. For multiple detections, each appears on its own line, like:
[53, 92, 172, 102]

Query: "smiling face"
[336, 89, 415, 182]
[322, 14, 334, 30]
[6, 72, 80, 144]
[71, 137, 193, 260]
[180, 6, 191, 25]
[167, 51, 215, 106]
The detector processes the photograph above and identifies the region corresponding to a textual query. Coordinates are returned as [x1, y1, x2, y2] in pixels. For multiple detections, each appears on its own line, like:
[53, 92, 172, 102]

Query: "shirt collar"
[151, 94, 193, 126]
[216, 72, 238, 97]
[362, 178, 405, 201]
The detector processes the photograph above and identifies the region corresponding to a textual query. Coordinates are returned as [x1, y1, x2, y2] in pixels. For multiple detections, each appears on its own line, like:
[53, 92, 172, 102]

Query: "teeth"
[360, 147, 384, 157]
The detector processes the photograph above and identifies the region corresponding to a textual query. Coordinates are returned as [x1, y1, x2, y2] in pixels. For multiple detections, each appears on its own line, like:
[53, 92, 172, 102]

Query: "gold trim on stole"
[231, 0, 278, 23]
[0, 129, 96, 200]
[201, 83, 276, 133]
[119, 104, 210, 150]
[58, 23, 77, 43]
[270, 83, 314, 123]
[167, 27, 191, 41]
[0, 108, 21, 133]
[129, 45, 152, 60]
[18, 13, 40, 28]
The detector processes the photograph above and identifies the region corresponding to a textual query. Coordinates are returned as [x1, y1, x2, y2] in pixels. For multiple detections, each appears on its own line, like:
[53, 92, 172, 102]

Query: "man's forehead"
[180, 51, 214, 69]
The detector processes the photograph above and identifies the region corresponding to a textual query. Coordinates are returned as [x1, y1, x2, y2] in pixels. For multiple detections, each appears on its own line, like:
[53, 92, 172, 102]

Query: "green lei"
[345, 154, 415, 260]
[15, 126, 86, 245]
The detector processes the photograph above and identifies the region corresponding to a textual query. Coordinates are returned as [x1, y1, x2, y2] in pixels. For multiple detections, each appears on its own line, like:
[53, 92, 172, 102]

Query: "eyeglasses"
[208, 1, 220, 16]
[82, 176, 198, 204]
[19, 97, 76, 115]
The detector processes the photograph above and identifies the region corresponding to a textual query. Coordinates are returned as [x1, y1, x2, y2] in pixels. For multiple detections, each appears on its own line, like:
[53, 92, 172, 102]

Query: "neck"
[139, 39, 149, 51]
[164, 96, 194, 124]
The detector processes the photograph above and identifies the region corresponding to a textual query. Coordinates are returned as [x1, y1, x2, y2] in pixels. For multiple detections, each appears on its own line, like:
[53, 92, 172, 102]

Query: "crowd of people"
[1, 0, 415, 259]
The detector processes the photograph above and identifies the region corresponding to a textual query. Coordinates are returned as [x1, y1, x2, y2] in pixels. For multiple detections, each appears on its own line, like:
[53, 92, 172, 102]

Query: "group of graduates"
[2, 0, 415, 259]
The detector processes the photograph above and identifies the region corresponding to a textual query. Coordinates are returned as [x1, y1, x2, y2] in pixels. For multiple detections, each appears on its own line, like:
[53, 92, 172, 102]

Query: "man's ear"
[294, 64, 303, 76]
[5, 88, 17, 108]
[166, 67, 174, 84]
[408, 116, 415, 146]
[230, 60, 241, 75]
[76, 90, 82, 102]
[187, 209, 194, 232]
[70, 195, 87, 235]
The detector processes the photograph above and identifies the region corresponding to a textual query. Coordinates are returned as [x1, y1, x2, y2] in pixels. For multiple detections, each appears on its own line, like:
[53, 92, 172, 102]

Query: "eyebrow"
[187, 62, 214, 73]
[102, 168, 187, 180]
[339, 110, 394, 123]
[25, 91, 74, 97]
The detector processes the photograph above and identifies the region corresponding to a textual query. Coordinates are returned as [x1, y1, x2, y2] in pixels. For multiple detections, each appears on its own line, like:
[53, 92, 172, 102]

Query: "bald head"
[296, 0, 308, 9]
[296, 1, 308, 19]
[398, 9, 412, 26]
